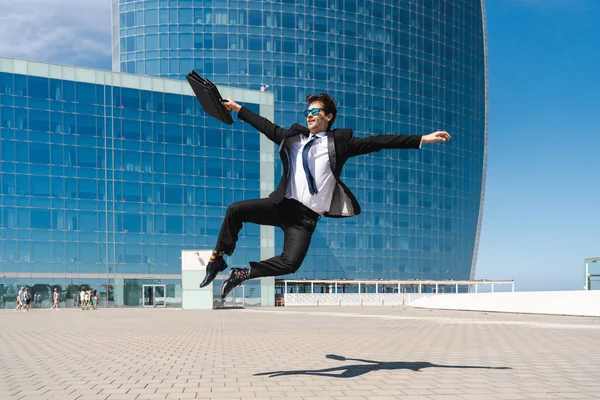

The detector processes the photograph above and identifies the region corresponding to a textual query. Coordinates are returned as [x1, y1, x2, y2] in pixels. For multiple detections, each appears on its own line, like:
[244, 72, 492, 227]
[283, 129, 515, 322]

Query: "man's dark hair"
[306, 93, 337, 130]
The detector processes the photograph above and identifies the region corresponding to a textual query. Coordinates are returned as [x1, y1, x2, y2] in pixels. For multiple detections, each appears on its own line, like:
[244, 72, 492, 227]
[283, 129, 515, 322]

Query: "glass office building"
[0, 58, 276, 308]
[113, 0, 488, 281]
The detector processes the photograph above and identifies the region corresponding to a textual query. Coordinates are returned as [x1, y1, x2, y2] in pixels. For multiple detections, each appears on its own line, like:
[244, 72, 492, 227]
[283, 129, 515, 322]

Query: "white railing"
[284, 292, 433, 307]
[278, 279, 514, 307]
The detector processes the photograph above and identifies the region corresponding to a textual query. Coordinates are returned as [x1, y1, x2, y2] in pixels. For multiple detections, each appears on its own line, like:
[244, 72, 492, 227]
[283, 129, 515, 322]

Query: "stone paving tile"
[1, 307, 600, 400]
[393, 397, 430, 400]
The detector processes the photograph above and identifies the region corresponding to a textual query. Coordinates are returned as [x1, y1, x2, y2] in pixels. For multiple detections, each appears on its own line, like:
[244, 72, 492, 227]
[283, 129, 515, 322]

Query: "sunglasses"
[304, 108, 324, 117]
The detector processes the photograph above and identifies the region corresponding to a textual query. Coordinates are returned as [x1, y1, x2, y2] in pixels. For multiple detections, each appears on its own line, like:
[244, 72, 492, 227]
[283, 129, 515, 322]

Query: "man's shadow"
[255, 354, 511, 378]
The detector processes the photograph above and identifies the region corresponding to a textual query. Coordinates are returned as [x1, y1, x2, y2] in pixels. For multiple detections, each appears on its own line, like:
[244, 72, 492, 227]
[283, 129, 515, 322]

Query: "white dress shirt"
[284, 132, 336, 213]
[284, 132, 423, 213]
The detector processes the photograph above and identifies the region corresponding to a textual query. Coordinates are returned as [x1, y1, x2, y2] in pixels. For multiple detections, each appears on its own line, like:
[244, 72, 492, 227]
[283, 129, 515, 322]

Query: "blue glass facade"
[114, 0, 488, 281]
[0, 60, 274, 307]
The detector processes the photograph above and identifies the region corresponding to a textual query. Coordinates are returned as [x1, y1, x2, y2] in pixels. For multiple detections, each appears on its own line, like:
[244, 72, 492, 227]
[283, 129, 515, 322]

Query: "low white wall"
[408, 291, 600, 317]
[284, 293, 433, 307]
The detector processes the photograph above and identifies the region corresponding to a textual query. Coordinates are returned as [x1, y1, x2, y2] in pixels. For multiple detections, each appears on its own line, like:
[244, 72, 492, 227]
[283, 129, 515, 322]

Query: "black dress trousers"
[214, 197, 319, 279]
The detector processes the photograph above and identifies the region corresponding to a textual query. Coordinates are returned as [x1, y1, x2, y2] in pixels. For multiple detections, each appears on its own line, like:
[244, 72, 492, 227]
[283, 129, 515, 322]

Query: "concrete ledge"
[284, 293, 433, 307]
[408, 290, 600, 317]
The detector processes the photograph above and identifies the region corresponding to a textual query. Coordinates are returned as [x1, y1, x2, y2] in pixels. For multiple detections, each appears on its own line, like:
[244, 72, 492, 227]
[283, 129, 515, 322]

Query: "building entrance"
[142, 285, 166, 307]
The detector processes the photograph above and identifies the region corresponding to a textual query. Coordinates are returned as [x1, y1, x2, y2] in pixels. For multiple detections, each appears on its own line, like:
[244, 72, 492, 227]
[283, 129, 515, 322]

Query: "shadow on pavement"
[255, 354, 512, 378]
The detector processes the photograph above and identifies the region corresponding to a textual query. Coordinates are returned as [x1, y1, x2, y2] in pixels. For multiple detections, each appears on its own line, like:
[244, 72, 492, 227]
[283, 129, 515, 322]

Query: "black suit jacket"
[238, 106, 422, 218]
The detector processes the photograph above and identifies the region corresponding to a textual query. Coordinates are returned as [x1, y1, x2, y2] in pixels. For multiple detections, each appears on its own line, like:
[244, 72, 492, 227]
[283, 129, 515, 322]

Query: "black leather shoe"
[199, 256, 227, 288]
[220, 268, 249, 299]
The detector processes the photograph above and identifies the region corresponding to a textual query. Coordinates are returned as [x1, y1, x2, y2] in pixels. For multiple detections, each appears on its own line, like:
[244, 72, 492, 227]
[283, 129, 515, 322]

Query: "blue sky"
[0, 0, 597, 291]
[476, 0, 600, 290]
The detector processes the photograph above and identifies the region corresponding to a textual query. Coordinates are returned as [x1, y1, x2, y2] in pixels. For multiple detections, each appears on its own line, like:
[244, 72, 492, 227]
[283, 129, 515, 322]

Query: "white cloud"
[0, 0, 112, 69]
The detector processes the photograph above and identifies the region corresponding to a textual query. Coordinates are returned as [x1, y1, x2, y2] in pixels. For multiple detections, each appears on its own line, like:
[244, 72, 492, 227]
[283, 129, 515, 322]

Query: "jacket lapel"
[327, 130, 337, 174]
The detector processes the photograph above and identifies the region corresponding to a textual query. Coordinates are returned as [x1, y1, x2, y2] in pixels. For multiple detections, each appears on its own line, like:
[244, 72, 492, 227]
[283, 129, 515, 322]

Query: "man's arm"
[222, 98, 287, 145]
[347, 131, 450, 158]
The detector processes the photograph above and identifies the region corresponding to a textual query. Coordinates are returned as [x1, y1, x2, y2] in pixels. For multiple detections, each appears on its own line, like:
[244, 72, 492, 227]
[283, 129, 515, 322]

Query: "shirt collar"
[310, 131, 327, 138]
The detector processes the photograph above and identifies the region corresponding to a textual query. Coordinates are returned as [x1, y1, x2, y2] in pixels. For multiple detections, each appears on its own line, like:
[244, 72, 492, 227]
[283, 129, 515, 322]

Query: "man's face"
[305, 101, 332, 133]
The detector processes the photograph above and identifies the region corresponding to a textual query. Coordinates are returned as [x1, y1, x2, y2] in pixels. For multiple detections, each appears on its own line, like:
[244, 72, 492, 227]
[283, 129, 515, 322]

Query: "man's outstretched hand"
[422, 131, 451, 144]
[222, 98, 242, 112]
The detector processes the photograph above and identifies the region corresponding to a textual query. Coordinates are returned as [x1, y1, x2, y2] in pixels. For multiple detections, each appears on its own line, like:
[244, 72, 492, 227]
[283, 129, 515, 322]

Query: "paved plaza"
[1, 306, 600, 400]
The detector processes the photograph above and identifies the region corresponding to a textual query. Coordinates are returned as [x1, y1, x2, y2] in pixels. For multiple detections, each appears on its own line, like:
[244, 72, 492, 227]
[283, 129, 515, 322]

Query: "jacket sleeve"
[237, 106, 287, 145]
[347, 133, 423, 158]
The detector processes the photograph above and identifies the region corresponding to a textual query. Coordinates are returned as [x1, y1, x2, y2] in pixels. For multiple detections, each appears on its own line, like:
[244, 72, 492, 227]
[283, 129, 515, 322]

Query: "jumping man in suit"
[200, 93, 451, 298]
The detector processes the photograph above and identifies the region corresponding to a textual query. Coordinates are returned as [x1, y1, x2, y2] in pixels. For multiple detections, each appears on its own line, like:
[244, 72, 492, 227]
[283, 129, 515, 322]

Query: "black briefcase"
[186, 70, 234, 125]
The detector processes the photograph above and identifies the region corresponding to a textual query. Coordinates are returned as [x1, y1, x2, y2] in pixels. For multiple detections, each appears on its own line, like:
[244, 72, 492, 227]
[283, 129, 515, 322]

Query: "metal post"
[585, 260, 589, 290]
[491, 283, 494, 293]
[334, 282, 338, 293]
[435, 283, 438, 294]
[511, 282, 515, 292]
[284, 281, 288, 294]
[358, 282, 361, 293]
[311, 282, 314, 294]
[418, 283, 422, 293]
[455, 283, 458, 293]
[375, 283, 378, 294]
[475, 283, 478, 293]
[397, 283, 401, 293]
